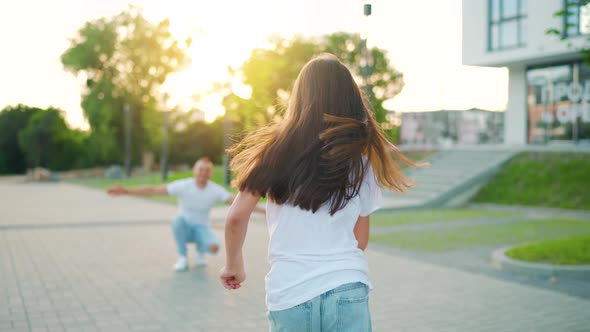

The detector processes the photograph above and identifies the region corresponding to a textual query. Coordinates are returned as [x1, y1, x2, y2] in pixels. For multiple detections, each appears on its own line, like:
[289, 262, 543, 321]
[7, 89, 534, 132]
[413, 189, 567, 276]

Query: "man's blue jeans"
[171, 216, 219, 256]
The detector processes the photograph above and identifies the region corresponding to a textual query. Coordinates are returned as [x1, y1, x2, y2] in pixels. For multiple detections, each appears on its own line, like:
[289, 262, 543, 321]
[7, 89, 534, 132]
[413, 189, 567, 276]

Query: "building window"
[526, 62, 590, 144]
[564, 0, 590, 36]
[488, 0, 527, 51]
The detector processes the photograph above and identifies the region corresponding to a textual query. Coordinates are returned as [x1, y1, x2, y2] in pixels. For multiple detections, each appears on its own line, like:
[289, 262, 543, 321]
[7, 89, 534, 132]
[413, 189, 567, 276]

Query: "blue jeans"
[268, 282, 371, 332]
[171, 216, 218, 256]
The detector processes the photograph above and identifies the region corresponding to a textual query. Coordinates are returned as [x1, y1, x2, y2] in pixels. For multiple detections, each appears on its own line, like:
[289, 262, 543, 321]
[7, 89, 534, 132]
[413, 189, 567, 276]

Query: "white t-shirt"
[265, 165, 382, 311]
[166, 178, 231, 225]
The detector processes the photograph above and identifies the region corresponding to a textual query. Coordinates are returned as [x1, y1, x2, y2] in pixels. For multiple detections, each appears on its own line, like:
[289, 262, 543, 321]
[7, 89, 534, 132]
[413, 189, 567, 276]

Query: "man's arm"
[224, 195, 235, 205]
[353, 215, 370, 250]
[107, 184, 168, 197]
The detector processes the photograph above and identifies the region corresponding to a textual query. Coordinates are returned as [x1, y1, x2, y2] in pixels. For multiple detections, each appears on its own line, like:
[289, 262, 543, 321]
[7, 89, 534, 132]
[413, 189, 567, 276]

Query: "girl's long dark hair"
[229, 53, 418, 215]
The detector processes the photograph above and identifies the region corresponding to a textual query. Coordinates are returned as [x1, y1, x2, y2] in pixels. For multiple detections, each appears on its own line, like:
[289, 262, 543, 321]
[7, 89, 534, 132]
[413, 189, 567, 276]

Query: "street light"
[160, 93, 173, 182]
[222, 111, 232, 187]
[124, 103, 132, 177]
[362, 4, 372, 98]
[161, 110, 170, 182]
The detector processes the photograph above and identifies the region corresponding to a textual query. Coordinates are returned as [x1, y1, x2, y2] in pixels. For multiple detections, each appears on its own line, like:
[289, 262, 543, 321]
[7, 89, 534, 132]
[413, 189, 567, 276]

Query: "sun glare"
[0, 0, 509, 128]
[151, 2, 272, 122]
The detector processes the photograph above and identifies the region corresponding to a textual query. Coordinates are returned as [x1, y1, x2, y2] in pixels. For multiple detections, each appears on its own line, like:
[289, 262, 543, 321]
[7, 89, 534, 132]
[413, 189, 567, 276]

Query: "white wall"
[504, 66, 527, 144]
[463, 0, 585, 67]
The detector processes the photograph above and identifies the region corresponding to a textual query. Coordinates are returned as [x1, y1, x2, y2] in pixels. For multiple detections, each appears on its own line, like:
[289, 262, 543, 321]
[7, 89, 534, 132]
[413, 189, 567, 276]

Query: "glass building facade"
[526, 62, 590, 144]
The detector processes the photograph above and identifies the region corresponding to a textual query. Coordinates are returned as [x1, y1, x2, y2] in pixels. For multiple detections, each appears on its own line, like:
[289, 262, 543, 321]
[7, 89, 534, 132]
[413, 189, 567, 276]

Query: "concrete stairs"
[381, 148, 519, 210]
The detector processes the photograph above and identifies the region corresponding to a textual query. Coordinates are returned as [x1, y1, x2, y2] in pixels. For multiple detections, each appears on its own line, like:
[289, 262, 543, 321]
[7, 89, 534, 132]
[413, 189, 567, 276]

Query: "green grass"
[370, 219, 590, 252]
[370, 208, 516, 227]
[506, 234, 590, 265]
[69, 166, 234, 205]
[472, 152, 590, 210]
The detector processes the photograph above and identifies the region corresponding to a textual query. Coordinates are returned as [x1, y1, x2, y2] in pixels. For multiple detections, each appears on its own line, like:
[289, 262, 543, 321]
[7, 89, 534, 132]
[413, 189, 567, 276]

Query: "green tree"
[169, 111, 224, 165]
[322, 32, 404, 124]
[221, 33, 403, 140]
[0, 105, 43, 174]
[18, 108, 85, 171]
[61, 6, 190, 165]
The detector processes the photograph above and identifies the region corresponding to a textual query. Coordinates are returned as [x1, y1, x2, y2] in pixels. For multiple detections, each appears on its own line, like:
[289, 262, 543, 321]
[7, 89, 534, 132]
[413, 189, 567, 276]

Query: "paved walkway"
[469, 203, 590, 220]
[370, 216, 531, 234]
[0, 182, 589, 331]
[370, 206, 590, 299]
[370, 203, 590, 235]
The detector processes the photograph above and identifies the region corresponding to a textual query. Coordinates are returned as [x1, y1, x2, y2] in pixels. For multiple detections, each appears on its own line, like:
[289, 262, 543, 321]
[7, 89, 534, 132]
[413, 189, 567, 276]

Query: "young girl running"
[220, 53, 416, 331]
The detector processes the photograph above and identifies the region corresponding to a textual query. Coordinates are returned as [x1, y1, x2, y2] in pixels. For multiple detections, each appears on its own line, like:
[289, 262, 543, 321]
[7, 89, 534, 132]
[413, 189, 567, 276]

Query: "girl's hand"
[220, 265, 246, 290]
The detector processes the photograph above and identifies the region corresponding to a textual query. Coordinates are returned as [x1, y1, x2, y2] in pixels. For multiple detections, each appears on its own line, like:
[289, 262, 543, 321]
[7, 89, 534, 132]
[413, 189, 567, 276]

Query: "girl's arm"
[224, 195, 266, 214]
[220, 190, 261, 290]
[353, 215, 370, 250]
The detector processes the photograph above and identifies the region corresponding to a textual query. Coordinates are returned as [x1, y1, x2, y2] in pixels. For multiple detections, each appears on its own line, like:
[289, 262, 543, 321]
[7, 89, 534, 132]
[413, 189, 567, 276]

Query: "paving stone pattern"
[0, 182, 589, 331]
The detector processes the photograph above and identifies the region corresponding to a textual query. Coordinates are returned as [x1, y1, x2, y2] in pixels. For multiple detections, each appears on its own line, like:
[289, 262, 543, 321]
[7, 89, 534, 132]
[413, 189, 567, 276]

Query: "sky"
[0, 0, 508, 128]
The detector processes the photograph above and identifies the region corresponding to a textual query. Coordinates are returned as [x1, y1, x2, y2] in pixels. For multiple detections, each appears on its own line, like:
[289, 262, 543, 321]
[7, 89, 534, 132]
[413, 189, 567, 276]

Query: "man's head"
[193, 157, 213, 184]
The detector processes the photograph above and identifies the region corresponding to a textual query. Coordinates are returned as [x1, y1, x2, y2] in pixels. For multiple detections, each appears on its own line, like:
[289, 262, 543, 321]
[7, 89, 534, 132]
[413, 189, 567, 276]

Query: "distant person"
[220, 54, 417, 331]
[107, 157, 263, 271]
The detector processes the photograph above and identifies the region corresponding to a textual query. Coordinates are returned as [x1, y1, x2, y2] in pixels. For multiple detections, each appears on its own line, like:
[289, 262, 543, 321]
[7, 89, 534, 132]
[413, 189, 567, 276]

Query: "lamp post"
[362, 4, 372, 98]
[573, 63, 580, 144]
[222, 111, 232, 187]
[161, 110, 170, 181]
[124, 103, 132, 177]
[159, 93, 174, 182]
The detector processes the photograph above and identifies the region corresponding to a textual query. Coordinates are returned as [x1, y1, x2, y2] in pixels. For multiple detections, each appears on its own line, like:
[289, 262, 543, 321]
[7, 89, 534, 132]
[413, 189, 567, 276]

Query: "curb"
[491, 247, 590, 280]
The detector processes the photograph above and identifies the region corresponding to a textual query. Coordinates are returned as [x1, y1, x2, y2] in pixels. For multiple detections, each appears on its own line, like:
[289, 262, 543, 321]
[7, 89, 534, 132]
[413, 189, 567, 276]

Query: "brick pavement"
[0, 182, 589, 331]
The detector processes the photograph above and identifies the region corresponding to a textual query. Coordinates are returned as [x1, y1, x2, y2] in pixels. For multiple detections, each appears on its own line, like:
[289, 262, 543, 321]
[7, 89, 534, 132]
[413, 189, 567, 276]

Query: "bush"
[17, 108, 87, 171]
[0, 105, 43, 174]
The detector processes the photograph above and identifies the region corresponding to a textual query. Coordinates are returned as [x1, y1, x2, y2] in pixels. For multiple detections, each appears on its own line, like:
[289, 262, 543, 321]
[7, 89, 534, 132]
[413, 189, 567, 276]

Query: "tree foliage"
[168, 110, 224, 165]
[547, 0, 590, 64]
[61, 6, 190, 165]
[0, 105, 43, 174]
[17, 108, 86, 171]
[0, 105, 93, 174]
[221, 32, 404, 139]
